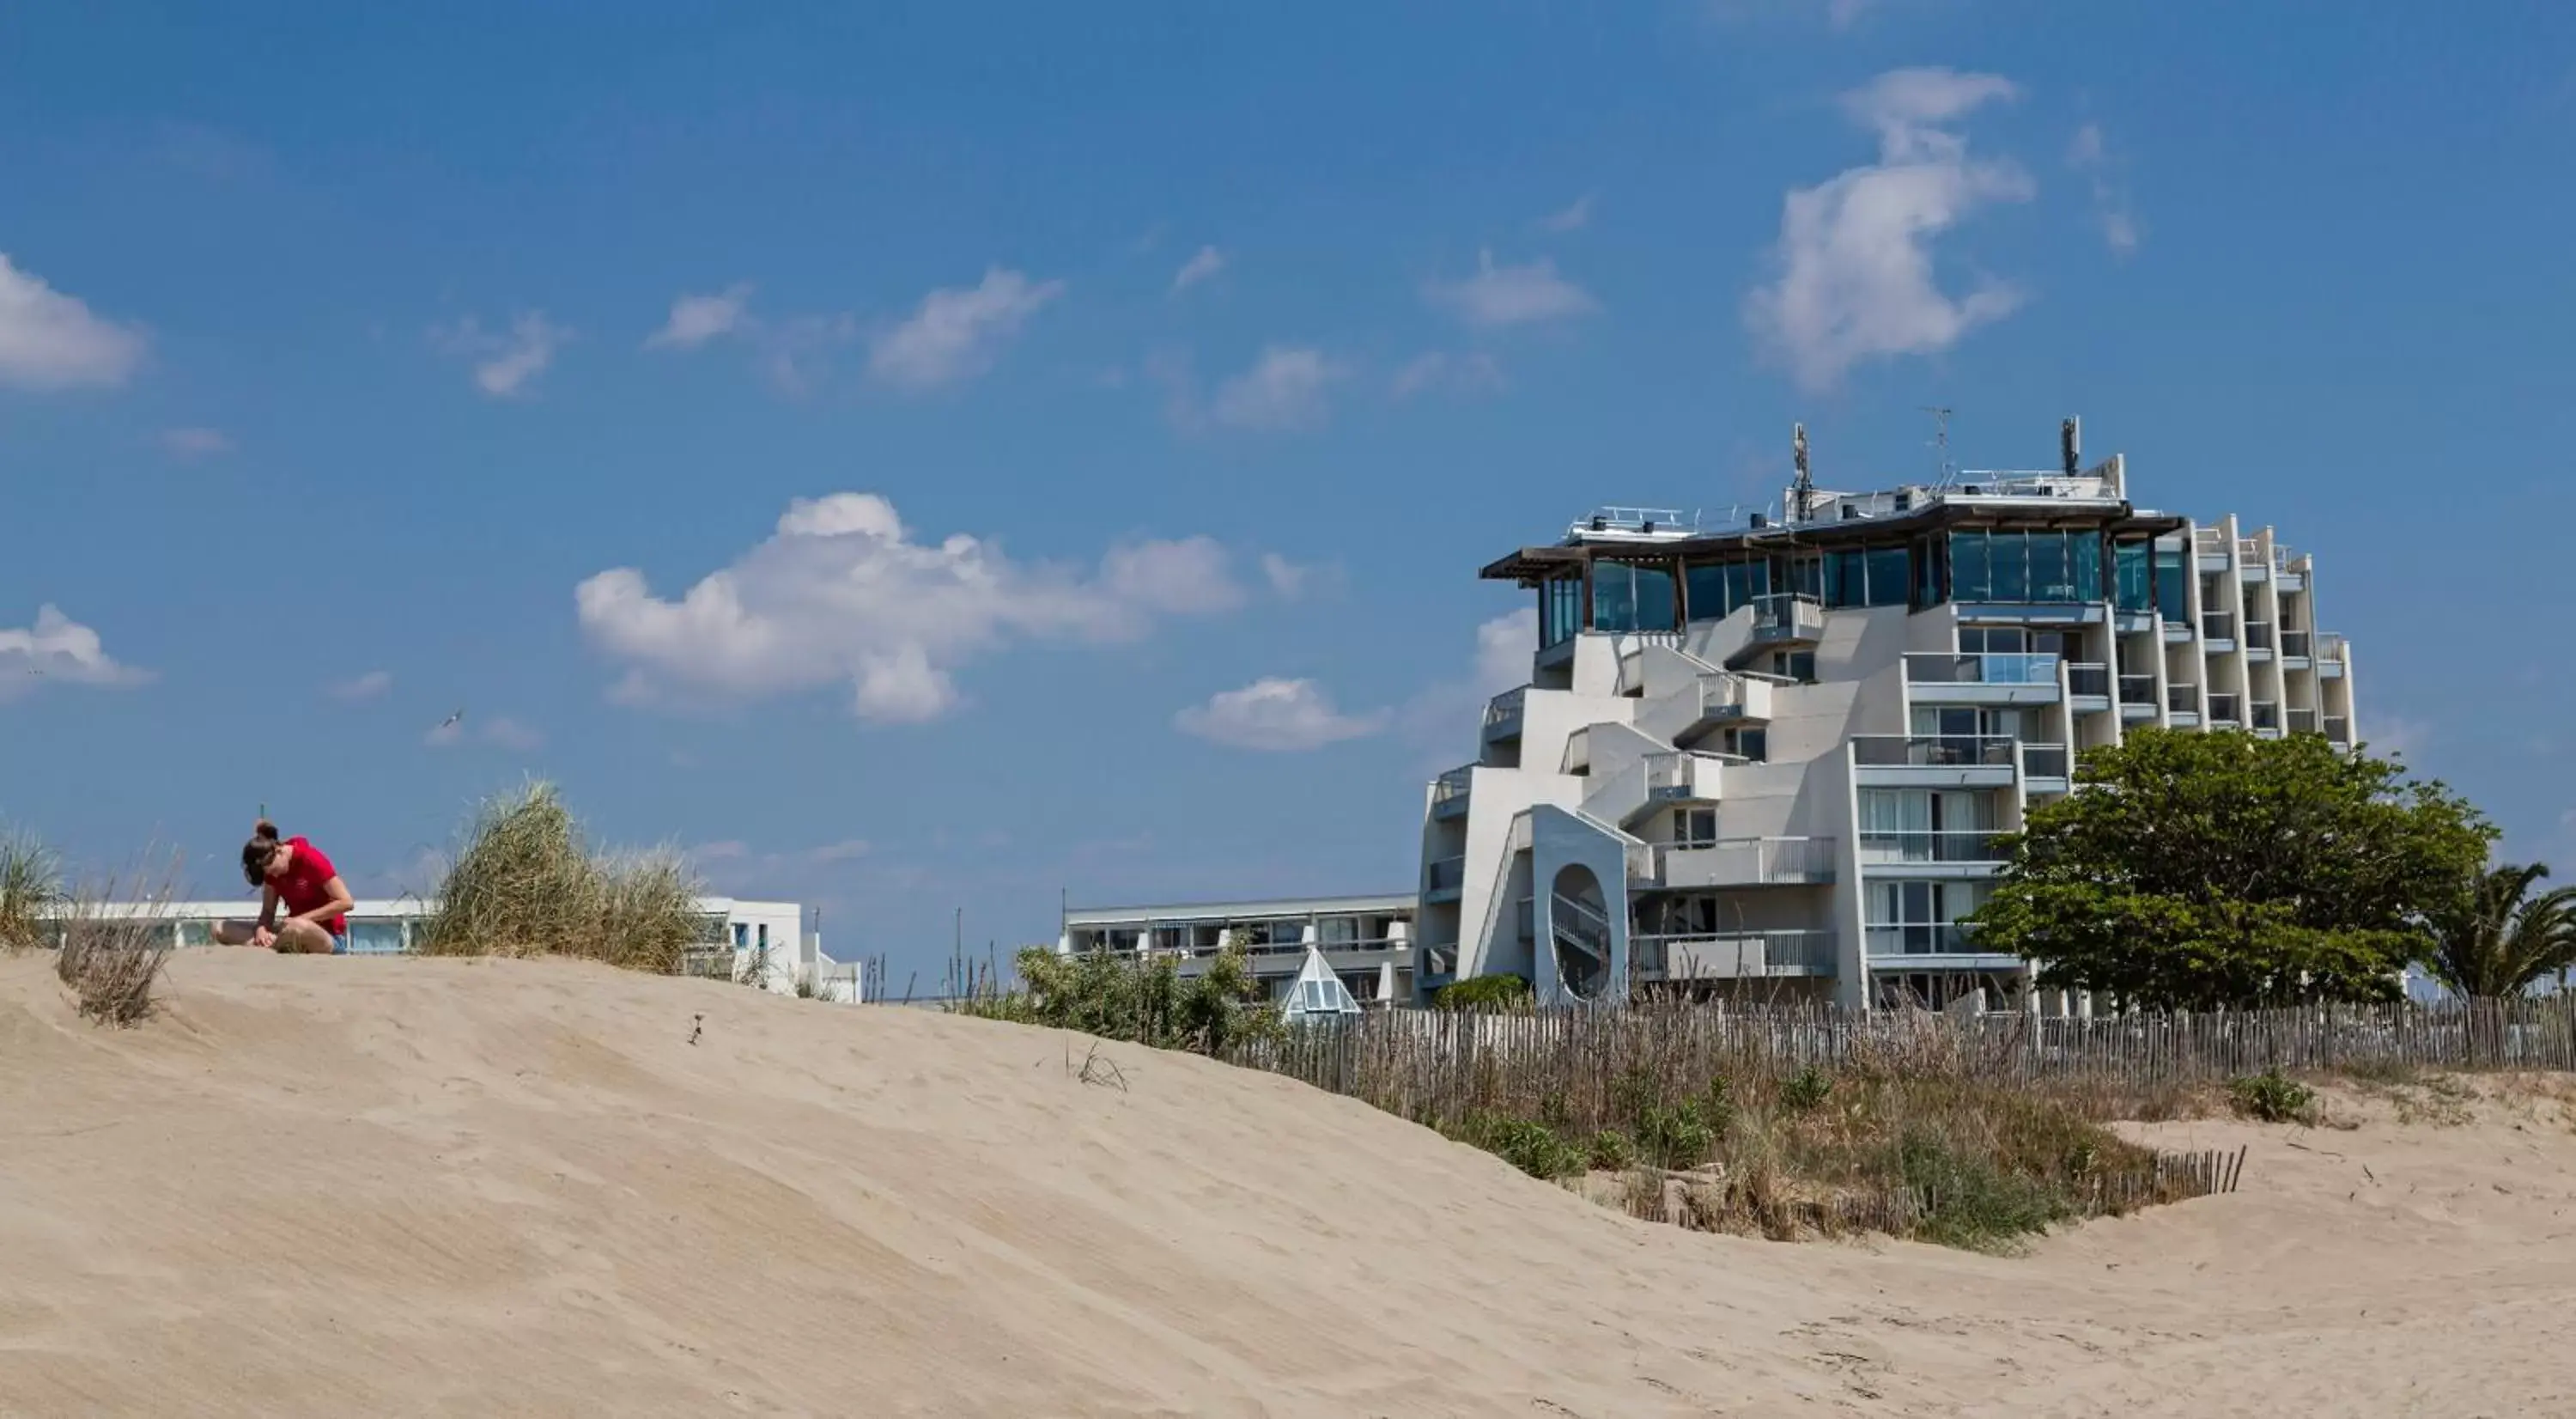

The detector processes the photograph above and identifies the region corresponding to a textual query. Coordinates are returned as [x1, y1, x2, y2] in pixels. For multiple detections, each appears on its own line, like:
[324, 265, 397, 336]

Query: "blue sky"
[5, 2, 2573, 978]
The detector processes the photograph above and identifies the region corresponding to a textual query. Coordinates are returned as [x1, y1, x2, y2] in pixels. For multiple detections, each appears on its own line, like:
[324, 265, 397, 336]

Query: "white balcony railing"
[1634, 929, 1838, 978]
[1643, 750, 1728, 801]
[2019, 741, 2071, 781]
[2166, 682, 2200, 715]
[1431, 765, 1473, 814]
[1482, 686, 1526, 736]
[1651, 836, 1836, 886]
[1857, 830, 2011, 866]
[1852, 734, 2019, 769]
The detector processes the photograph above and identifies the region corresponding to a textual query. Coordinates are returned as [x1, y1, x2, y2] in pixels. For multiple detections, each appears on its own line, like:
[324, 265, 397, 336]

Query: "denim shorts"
[330, 932, 350, 955]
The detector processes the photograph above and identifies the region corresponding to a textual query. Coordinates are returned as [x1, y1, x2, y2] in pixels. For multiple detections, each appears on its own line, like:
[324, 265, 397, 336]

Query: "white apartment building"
[1418, 420, 2358, 1012]
[44, 896, 860, 1002]
[1059, 893, 1416, 1007]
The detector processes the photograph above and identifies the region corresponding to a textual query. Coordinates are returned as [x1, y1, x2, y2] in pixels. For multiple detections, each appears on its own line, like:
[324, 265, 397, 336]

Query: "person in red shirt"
[210, 820, 356, 954]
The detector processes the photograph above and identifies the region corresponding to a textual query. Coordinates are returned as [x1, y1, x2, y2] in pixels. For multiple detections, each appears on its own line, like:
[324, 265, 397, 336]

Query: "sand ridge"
[3, 952, 2571, 1416]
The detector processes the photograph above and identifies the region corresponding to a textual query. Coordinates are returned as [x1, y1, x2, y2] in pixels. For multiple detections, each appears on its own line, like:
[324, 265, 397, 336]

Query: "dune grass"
[0, 828, 66, 952]
[415, 781, 706, 973]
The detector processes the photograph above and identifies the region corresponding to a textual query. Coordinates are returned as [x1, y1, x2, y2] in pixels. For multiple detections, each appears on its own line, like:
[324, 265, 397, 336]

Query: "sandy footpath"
[3, 952, 2571, 1417]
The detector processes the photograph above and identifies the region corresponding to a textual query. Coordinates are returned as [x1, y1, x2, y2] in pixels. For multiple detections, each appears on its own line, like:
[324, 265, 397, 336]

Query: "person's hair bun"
[253, 819, 280, 838]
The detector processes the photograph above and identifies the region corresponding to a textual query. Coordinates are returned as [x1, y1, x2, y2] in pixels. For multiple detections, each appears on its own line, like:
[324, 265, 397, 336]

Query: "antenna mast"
[1919, 405, 1955, 486]
[1789, 423, 1813, 523]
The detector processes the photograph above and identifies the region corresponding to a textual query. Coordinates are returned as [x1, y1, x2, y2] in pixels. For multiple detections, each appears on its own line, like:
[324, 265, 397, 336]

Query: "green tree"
[1967, 729, 2490, 1010]
[2420, 862, 2576, 999]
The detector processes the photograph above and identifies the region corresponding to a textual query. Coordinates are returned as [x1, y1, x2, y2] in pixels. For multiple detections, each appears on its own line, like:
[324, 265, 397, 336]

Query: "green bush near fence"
[953, 943, 1285, 1055]
[2226, 1069, 2318, 1124]
[1433, 973, 1534, 1011]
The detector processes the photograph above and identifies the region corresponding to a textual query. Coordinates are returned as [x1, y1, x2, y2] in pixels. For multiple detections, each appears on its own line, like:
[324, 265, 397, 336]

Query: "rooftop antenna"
[1789, 423, 1813, 523]
[2060, 415, 2081, 477]
[1919, 405, 1955, 486]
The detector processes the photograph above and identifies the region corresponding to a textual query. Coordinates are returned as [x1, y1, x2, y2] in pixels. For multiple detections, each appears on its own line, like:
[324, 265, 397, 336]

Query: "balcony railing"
[1425, 856, 1465, 892]
[2251, 700, 2281, 731]
[2194, 527, 2227, 552]
[2202, 612, 2234, 642]
[2117, 673, 2157, 704]
[2019, 742, 2071, 781]
[1852, 734, 2018, 768]
[1652, 835, 1837, 886]
[2166, 682, 2199, 714]
[2237, 537, 2262, 563]
[2067, 661, 2110, 697]
[2243, 620, 2275, 651]
[2280, 630, 2312, 659]
[1857, 830, 2011, 865]
[1643, 750, 1731, 800]
[1864, 923, 1987, 957]
[1431, 765, 1473, 814]
[2324, 715, 2351, 744]
[1634, 929, 1838, 978]
[2318, 631, 2348, 662]
[1748, 593, 1826, 643]
[2287, 706, 2320, 734]
[2208, 692, 2241, 724]
[1904, 652, 2061, 686]
[1482, 686, 1526, 735]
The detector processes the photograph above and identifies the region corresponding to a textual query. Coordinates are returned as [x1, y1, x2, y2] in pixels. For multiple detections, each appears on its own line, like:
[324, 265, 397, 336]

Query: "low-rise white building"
[1420, 420, 2358, 1012]
[1059, 893, 1416, 1007]
[44, 896, 859, 1002]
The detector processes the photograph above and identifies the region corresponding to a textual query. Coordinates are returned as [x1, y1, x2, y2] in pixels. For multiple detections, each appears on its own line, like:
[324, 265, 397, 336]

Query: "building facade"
[1059, 893, 1416, 1007]
[46, 896, 859, 1002]
[1418, 424, 2358, 1012]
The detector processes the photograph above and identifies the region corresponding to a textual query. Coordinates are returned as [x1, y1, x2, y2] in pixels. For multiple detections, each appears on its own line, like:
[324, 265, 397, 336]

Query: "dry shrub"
[416, 781, 706, 971]
[53, 869, 176, 1026]
[0, 828, 65, 952]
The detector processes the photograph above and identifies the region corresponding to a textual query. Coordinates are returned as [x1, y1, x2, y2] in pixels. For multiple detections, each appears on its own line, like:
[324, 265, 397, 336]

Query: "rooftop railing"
[1851, 734, 2019, 769]
[1904, 652, 2061, 686]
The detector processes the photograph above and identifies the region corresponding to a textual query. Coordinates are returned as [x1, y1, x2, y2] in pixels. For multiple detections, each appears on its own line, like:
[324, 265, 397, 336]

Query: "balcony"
[1852, 734, 2020, 788]
[2280, 629, 2312, 661]
[1431, 765, 1473, 819]
[2019, 741, 2071, 785]
[1859, 830, 2012, 874]
[2287, 706, 2320, 735]
[2251, 700, 2281, 734]
[1643, 750, 1727, 803]
[1905, 652, 2063, 706]
[1864, 923, 2018, 967]
[2243, 620, 2275, 657]
[2166, 682, 2200, 716]
[2201, 611, 2235, 648]
[2236, 538, 2264, 576]
[2162, 617, 2196, 643]
[1650, 836, 1836, 890]
[2193, 526, 2230, 572]
[2066, 661, 2111, 707]
[1635, 929, 1837, 980]
[1679, 671, 1777, 740]
[2208, 691, 2242, 727]
[1481, 687, 1525, 741]
[2318, 632, 2348, 679]
[2117, 673, 2159, 720]
[2325, 715, 2351, 745]
[1749, 593, 1826, 644]
[1424, 855, 1465, 904]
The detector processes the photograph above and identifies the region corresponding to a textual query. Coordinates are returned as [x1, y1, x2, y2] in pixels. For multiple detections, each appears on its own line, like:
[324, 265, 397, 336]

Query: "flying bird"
[436, 709, 464, 730]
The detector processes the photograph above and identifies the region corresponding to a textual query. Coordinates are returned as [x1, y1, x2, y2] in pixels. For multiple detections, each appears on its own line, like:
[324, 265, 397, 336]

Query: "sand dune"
[4, 953, 2573, 1417]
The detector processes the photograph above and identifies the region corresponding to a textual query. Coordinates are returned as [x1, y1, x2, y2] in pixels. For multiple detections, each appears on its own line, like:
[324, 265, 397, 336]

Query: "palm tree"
[2421, 862, 2576, 999]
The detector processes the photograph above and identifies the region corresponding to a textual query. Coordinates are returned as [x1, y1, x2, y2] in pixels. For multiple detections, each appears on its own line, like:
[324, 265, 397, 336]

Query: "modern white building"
[1419, 420, 2359, 1012]
[42, 895, 860, 1002]
[1059, 893, 1416, 1007]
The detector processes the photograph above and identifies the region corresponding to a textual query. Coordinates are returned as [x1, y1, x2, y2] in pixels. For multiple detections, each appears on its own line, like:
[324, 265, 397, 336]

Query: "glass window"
[2028, 532, 2073, 601]
[1777, 554, 1821, 600]
[1988, 531, 2029, 601]
[1728, 560, 1767, 615]
[1590, 563, 1635, 631]
[1913, 536, 1941, 608]
[1631, 563, 1676, 632]
[1949, 531, 1990, 602]
[2114, 541, 2151, 612]
[2073, 533, 2104, 602]
[2154, 549, 2189, 622]
[1684, 563, 1726, 623]
[1826, 549, 1867, 608]
[1865, 546, 1911, 606]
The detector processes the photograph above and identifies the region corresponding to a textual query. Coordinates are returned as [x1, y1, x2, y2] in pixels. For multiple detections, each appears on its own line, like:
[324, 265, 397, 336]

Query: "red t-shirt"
[269, 837, 347, 935]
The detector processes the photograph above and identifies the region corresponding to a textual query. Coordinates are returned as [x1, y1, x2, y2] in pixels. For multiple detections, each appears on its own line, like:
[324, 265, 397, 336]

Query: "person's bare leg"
[207, 920, 262, 946]
[271, 919, 337, 954]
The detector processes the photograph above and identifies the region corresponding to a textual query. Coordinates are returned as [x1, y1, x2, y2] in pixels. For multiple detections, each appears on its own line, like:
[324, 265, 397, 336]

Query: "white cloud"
[1390, 350, 1506, 399]
[328, 670, 393, 703]
[0, 253, 148, 391]
[2068, 123, 2142, 258]
[647, 285, 753, 350]
[1826, 0, 1878, 28]
[1394, 608, 1539, 753]
[159, 426, 232, 457]
[0, 606, 153, 701]
[1745, 67, 2032, 393]
[1424, 250, 1601, 329]
[690, 839, 752, 862]
[866, 267, 1063, 392]
[1170, 246, 1225, 295]
[2360, 713, 2431, 764]
[575, 492, 1245, 725]
[1261, 553, 1314, 600]
[1538, 194, 1595, 233]
[436, 312, 571, 399]
[1473, 608, 1539, 697]
[805, 838, 872, 864]
[1207, 345, 1344, 429]
[1175, 678, 1389, 752]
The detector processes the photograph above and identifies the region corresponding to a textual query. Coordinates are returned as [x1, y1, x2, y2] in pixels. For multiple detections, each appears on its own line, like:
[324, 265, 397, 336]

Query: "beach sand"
[4, 951, 2572, 1416]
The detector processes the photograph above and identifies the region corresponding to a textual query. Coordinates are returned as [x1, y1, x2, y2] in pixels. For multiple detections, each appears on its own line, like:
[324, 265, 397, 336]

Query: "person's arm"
[283, 874, 356, 929]
[252, 883, 281, 946]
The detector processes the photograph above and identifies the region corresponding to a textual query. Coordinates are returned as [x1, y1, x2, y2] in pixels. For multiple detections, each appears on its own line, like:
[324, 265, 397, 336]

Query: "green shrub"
[1780, 1065, 1836, 1113]
[1433, 973, 1534, 1011]
[1462, 1113, 1587, 1179]
[0, 828, 64, 952]
[2227, 1069, 2318, 1124]
[1635, 1099, 1716, 1169]
[956, 944, 1284, 1056]
[1897, 1129, 2074, 1252]
[1588, 1130, 1637, 1171]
